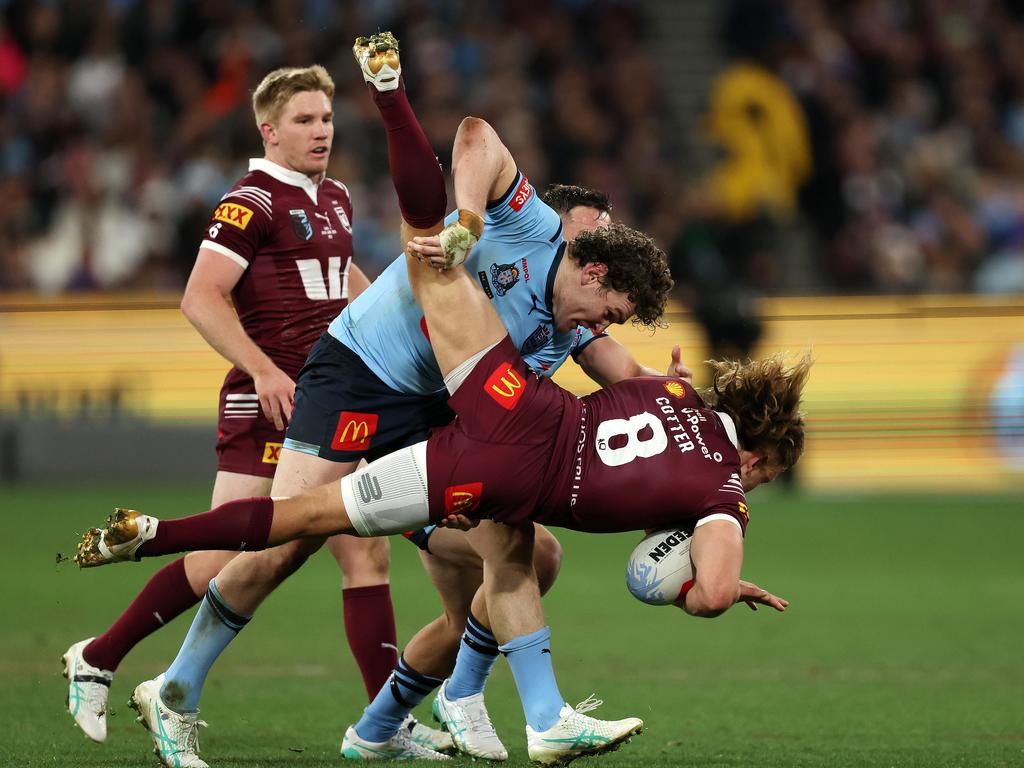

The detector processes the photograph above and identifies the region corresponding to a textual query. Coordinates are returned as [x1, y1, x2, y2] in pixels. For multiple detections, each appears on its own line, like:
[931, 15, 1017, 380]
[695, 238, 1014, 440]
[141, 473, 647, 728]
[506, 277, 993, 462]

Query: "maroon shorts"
[215, 367, 287, 478]
[426, 336, 573, 524]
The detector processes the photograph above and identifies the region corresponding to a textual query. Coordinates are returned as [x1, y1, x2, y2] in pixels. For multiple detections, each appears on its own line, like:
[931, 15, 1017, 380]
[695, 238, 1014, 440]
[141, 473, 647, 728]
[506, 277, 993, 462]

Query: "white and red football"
[625, 528, 694, 606]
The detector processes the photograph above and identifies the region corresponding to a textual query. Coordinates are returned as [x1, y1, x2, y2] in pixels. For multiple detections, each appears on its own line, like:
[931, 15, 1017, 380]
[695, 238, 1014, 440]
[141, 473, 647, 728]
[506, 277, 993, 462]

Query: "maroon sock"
[343, 584, 399, 700]
[369, 81, 447, 228]
[139, 497, 274, 558]
[83, 557, 200, 671]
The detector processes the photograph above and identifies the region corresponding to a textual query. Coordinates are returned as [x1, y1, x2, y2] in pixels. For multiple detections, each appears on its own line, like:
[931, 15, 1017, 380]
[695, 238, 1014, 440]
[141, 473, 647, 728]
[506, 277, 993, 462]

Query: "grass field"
[2, 482, 1022, 767]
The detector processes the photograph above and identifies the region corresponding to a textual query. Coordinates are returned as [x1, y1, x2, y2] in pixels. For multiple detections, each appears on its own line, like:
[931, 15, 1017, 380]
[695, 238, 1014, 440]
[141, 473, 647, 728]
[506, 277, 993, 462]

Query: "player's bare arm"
[451, 116, 518, 212]
[181, 248, 295, 430]
[575, 337, 694, 388]
[678, 519, 745, 618]
[346, 261, 372, 301]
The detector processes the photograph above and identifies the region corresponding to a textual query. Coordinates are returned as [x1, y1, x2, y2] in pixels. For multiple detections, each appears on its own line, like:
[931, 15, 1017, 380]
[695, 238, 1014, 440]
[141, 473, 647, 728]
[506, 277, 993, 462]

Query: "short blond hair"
[252, 65, 335, 128]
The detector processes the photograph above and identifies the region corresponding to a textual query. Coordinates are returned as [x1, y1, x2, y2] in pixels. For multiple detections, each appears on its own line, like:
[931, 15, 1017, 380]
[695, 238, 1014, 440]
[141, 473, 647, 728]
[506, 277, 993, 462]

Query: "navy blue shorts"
[402, 525, 437, 553]
[284, 333, 454, 463]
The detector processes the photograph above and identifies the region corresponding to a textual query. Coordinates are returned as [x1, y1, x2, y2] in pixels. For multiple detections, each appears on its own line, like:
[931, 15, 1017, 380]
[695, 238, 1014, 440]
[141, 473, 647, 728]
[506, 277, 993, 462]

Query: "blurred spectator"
[6, 0, 1024, 297]
[1, 0, 672, 290]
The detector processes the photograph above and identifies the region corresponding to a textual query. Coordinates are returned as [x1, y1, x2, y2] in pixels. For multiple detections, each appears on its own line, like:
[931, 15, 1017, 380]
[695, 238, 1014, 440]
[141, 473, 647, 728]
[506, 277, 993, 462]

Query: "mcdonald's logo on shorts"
[262, 442, 283, 464]
[445, 482, 483, 515]
[484, 362, 525, 410]
[331, 411, 379, 451]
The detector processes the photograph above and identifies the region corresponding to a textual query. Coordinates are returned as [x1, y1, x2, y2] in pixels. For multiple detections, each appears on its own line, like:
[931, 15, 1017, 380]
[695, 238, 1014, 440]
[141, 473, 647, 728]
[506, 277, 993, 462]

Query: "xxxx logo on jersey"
[331, 411, 378, 451]
[484, 362, 525, 410]
[214, 203, 254, 230]
[445, 482, 483, 515]
[262, 442, 283, 464]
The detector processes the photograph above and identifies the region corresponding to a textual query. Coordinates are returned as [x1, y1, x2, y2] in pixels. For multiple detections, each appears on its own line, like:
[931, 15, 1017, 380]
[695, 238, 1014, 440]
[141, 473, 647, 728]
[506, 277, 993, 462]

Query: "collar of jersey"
[714, 411, 740, 449]
[542, 241, 566, 316]
[249, 158, 320, 204]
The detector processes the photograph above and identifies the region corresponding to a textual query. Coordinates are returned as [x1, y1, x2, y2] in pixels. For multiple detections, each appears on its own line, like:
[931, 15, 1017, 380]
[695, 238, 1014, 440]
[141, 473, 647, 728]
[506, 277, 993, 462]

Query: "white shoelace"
[572, 694, 603, 715]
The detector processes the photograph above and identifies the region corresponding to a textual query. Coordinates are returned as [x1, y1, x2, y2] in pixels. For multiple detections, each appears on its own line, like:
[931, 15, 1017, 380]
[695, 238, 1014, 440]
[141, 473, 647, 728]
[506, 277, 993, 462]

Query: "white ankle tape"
[340, 442, 430, 537]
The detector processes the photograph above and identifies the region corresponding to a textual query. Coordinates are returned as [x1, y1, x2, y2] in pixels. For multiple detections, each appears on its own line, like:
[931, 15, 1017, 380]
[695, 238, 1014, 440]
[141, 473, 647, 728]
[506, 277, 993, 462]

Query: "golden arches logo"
[338, 420, 370, 443]
[490, 369, 523, 398]
[449, 491, 476, 512]
[484, 361, 526, 410]
[331, 411, 379, 451]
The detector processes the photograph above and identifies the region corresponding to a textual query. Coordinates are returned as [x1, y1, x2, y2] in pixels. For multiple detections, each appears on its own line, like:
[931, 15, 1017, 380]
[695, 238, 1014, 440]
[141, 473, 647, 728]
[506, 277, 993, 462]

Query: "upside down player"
[59, 65, 441, 749]
[75, 206, 807, 760]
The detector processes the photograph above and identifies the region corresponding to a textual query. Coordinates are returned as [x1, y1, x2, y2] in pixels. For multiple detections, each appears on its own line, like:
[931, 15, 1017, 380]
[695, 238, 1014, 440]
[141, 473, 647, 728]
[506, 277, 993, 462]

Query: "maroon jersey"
[425, 338, 750, 535]
[535, 377, 750, 534]
[199, 158, 354, 378]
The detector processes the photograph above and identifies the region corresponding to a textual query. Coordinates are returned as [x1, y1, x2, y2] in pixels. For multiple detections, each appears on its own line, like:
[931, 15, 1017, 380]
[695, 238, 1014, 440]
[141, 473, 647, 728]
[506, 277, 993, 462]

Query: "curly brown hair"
[701, 353, 812, 470]
[541, 184, 612, 216]
[566, 223, 673, 328]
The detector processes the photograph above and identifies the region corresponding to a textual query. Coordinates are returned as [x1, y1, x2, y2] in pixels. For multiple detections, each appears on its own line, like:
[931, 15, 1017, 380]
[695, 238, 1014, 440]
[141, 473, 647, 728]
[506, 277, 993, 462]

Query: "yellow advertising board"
[1, 293, 1022, 492]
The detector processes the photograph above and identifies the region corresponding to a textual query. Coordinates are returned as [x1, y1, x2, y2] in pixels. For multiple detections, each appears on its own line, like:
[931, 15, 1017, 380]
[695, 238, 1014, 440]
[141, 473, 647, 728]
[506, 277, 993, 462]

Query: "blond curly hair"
[701, 353, 812, 470]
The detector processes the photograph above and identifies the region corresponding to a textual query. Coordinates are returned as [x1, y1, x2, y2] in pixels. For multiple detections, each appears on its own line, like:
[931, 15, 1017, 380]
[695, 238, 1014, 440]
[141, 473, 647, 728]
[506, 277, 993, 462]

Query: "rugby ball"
[625, 528, 694, 605]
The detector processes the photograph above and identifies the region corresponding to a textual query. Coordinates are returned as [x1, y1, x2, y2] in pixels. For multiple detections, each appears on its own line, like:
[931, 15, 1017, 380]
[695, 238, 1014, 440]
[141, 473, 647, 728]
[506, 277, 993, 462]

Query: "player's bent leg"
[347, 536, 478, 756]
[214, 537, 328, 614]
[327, 534, 403, 704]
[74, 445, 435, 566]
[405, 251, 506, 381]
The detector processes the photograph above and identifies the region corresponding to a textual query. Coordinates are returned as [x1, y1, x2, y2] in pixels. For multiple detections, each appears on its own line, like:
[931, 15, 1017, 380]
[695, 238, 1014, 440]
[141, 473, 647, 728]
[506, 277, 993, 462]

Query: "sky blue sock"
[500, 626, 565, 732]
[445, 612, 500, 699]
[354, 655, 443, 743]
[160, 579, 250, 714]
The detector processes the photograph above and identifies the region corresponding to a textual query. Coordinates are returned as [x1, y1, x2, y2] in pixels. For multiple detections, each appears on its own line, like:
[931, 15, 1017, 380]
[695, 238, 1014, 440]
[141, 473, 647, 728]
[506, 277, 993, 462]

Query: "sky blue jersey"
[329, 172, 603, 394]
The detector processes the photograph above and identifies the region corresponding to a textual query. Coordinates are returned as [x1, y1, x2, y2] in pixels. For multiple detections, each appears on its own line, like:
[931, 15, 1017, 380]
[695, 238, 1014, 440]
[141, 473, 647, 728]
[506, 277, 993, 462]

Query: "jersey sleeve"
[483, 172, 562, 243]
[695, 474, 750, 535]
[569, 326, 607, 361]
[198, 186, 274, 269]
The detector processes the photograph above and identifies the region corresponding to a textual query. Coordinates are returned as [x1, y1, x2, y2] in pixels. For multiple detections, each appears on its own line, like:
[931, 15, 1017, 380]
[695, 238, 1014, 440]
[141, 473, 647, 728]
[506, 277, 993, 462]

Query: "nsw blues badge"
[489, 262, 521, 296]
[290, 208, 313, 241]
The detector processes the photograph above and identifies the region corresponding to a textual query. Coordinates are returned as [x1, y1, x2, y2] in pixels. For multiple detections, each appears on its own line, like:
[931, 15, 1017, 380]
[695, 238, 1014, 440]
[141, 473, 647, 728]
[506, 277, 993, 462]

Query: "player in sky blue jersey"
[327, 170, 602, 395]
[115, 33, 679, 767]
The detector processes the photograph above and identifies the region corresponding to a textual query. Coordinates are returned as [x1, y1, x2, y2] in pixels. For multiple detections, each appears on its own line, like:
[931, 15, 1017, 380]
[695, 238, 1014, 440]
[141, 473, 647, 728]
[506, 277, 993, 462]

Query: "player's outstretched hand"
[666, 345, 693, 383]
[436, 513, 479, 531]
[253, 365, 295, 430]
[738, 579, 789, 612]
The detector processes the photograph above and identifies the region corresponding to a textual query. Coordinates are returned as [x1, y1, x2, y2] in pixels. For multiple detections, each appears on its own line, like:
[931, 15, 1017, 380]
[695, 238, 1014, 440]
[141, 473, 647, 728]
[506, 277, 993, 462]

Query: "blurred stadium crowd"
[2, 0, 1024, 300]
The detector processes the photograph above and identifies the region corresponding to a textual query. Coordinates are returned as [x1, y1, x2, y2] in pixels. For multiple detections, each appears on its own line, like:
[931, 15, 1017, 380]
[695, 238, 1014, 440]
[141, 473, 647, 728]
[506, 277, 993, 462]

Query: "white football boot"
[76, 507, 158, 568]
[402, 714, 454, 753]
[62, 638, 113, 742]
[340, 724, 451, 760]
[432, 679, 508, 760]
[526, 695, 643, 766]
[353, 31, 401, 92]
[129, 675, 208, 768]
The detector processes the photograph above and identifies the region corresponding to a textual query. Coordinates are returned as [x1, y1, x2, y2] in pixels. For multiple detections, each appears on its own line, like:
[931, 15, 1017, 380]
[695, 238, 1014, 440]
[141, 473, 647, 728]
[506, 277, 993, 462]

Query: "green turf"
[2, 482, 1022, 767]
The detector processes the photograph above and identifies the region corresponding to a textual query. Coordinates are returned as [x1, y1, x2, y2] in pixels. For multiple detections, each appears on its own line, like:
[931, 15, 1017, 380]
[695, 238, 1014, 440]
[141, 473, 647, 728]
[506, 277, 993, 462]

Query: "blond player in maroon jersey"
[61, 66, 447, 751]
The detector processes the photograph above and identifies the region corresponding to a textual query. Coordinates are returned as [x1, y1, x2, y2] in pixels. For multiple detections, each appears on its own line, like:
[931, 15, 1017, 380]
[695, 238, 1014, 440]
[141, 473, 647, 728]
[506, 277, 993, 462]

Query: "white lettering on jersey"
[296, 257, 346, 300]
